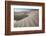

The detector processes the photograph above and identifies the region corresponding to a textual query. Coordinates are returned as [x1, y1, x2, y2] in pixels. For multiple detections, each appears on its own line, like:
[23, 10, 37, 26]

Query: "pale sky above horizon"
[14, 8, 38, 12]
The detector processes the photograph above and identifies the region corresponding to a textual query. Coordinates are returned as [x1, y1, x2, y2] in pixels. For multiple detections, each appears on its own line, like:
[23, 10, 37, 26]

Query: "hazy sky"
[14, 8, 38, 12]
[14, 8, 33, 12]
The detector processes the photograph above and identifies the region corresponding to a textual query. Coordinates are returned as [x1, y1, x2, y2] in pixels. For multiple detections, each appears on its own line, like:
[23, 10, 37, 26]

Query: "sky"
[14, 8, 32, 12]
[14, 8, 38, 12]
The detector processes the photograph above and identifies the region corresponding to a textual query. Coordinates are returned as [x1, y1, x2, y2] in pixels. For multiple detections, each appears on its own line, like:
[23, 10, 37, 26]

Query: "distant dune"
[14, 10, 39, 27]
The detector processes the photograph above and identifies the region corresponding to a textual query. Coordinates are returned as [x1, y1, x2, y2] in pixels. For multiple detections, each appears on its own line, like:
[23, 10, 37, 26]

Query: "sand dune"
[14, 11, 39, 27]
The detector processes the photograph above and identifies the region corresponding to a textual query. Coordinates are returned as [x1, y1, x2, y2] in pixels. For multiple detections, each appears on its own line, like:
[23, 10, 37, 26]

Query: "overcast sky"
[14, 8, 38, 12]
[14, 8, 33, 12]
